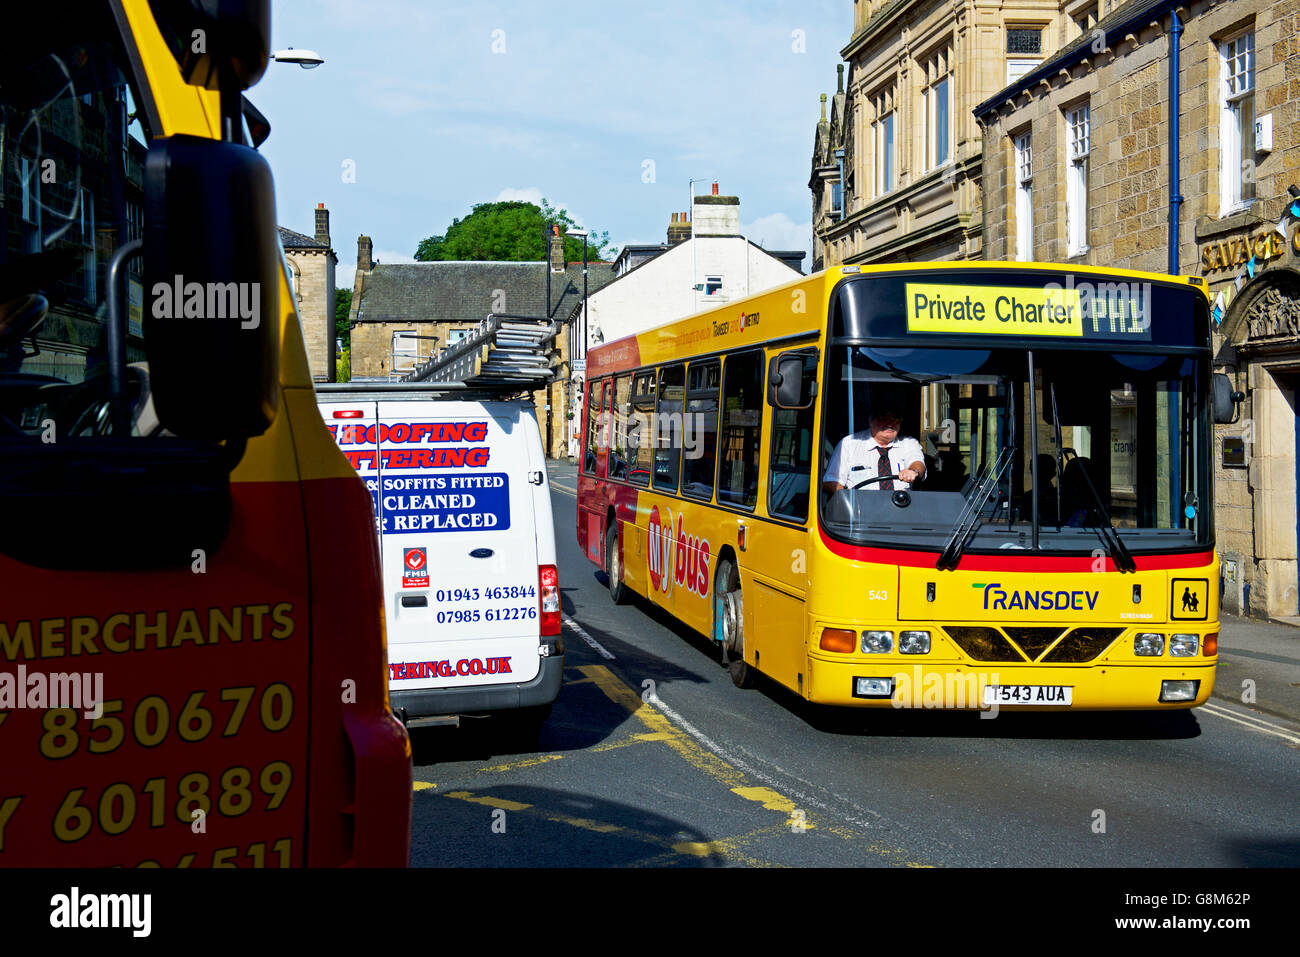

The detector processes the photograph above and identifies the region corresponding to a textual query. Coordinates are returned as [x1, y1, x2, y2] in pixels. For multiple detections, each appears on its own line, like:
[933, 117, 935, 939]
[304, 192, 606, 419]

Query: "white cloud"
[371, 247, 418, 265]
[742, 212, 812, 255]
[495, 186, 545, 205]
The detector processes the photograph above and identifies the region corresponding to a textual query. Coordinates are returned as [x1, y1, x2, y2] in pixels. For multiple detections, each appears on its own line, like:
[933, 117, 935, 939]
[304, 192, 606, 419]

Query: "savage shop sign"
[1200, 227, 1299, 273]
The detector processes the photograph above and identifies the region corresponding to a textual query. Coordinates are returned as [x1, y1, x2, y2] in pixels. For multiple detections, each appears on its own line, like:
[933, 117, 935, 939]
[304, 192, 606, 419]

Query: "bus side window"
[768, 352, 817, 521]
[609, 375, 631, 480]
[717, 351, 763, 509]
[583, 377, 603, 475]
[654, 364, 685, 492]
[682, 359, 720, 500]
[628, 371, 655, 486]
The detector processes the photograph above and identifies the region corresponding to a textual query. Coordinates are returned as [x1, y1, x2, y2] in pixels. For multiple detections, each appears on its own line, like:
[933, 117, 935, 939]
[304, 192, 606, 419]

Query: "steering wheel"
[851, 474, 900, 490]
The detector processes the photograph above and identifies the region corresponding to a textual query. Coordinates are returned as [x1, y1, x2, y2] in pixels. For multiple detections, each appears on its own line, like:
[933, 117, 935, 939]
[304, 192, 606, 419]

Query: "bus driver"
[822, 411, 926, 494]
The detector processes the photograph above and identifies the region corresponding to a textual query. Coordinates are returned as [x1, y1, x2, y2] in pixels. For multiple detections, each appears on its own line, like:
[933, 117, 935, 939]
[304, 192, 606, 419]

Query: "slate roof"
[278, 225, 327, 250]
[355, 261, 615, 325]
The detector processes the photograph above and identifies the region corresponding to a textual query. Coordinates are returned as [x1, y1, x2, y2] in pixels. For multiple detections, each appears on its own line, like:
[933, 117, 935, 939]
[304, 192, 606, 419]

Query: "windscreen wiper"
[936, 445, 1015, 571]
[1066, 452, 1138, 573]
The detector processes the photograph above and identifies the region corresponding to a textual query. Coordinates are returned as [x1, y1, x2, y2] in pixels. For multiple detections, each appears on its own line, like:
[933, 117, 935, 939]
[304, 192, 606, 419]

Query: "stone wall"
[287, 249, 336, 382]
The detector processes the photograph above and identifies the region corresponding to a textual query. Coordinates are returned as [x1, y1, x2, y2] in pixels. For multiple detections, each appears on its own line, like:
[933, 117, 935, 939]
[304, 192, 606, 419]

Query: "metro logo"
[646, 506, 711, 598]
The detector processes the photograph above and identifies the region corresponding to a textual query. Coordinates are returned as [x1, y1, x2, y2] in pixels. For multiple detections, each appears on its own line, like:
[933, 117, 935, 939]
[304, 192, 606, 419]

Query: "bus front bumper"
[805, 654, 1217, 710]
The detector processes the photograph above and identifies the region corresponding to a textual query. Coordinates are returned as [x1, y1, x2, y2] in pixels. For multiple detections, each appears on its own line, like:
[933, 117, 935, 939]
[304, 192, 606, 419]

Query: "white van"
[316, 391, 563, 733]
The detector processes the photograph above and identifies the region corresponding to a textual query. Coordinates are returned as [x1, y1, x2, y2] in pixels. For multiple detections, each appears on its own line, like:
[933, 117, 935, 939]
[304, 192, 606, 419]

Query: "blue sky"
[255, 0, 850, 284]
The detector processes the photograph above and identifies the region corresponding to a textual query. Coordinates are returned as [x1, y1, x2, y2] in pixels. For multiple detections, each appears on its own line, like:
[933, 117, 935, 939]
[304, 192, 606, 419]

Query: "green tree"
[415, 199, 611, 263]
[336, 346, 350, 383]
[335, 288, 353, 346]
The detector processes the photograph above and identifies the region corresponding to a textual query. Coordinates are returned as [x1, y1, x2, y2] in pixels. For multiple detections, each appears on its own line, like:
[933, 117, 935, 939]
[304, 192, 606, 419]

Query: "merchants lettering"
[0, 603, 294, 663]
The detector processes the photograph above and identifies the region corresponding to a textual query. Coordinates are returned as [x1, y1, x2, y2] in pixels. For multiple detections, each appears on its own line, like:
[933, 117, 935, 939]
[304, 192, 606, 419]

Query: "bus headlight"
[1159, 680, 1200, 702]
[898, 631, 931, 654]
[853, 677, 893, 698]
[1169, 634, 1199, 657]
[860, 631, 893, 653]
[1133, 633, 1164, 656]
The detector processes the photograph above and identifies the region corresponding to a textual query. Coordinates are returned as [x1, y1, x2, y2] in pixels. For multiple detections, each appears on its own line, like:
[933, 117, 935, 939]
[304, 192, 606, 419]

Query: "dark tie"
[877, 445, 894, 490]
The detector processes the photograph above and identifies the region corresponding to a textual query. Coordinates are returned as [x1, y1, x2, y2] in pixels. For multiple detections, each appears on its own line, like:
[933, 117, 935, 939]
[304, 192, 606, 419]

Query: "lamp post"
[566, 228, 590, 464]
[687, 175, 714, 308]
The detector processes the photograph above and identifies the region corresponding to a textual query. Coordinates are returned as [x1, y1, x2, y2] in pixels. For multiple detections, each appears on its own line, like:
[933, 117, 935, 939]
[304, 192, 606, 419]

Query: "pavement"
[543, 458, 1300, 728]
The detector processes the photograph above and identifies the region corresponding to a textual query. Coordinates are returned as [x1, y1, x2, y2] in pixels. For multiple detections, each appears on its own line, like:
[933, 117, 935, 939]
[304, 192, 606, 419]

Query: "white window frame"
[1065, 104, 1090, 257]
[874, 109, 895, 195]
[19, 157, 37, 225]
[1014, 133, 1034, 262]
[703, 274, 724, 297]
[1218, 31, 1255, 216]
[922, 51, 951, 171]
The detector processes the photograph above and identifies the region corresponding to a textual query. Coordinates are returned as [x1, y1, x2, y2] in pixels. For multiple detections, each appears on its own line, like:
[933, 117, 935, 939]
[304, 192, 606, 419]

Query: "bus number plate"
[982, 685, 1073, 706]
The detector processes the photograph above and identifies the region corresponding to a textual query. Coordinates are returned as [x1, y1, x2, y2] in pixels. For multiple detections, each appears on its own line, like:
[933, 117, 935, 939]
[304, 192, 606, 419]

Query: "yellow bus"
[578, 263, 1228, 711]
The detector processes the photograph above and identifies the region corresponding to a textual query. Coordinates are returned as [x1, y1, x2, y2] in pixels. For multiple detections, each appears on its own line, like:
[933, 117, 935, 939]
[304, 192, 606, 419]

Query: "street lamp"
[687, 175, 714, 303]
[272, 47, 325, 69]
[565, 228, 590, 464]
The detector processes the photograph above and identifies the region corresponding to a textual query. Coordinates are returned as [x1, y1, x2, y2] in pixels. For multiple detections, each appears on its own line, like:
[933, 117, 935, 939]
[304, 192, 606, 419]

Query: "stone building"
[974, 0, 1300, 620]
[278, 203, 337, 383]
[346, 232, 613, 458]
[810, 0, 1063, 271]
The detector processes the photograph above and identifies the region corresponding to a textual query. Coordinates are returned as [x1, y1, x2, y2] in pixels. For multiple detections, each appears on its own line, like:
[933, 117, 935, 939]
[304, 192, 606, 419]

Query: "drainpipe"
[1168, 9, 1184, 275]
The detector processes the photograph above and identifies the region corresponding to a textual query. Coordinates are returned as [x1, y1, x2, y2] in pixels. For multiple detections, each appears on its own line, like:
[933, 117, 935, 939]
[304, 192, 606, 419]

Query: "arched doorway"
[1216, 269, 1300, 620]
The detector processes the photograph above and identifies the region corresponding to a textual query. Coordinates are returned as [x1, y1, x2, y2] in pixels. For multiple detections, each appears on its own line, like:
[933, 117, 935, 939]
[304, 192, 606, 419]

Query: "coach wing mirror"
[768, 351, 816, 409]
[151, 0, 271, 92]
[141, 134, 280, 439]
[1212, 373, 1245, 424]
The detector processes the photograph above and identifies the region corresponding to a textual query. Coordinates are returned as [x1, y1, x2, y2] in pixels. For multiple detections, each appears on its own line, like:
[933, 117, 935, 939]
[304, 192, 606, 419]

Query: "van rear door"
[376, 400, 541, 689]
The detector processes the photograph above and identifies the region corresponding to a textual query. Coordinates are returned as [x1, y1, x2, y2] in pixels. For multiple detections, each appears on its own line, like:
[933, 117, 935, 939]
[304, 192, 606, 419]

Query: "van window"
[654, 364, 685, 492]
[682, 359, 720, 500]
[717, 351, 763, 508]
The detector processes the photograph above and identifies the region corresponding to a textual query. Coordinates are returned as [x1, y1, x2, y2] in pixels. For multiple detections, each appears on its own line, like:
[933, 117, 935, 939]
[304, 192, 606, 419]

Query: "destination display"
[904, 280, 1155, 342]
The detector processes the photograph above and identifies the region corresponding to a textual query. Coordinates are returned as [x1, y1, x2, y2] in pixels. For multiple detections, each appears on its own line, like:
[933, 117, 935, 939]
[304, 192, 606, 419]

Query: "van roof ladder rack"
[404, 313, 560, 391]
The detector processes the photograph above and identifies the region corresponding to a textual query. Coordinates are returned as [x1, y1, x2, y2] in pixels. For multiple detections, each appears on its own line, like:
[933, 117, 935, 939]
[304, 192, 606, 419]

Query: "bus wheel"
[606, 525, 628, 605]
[716, 559, 754, 689]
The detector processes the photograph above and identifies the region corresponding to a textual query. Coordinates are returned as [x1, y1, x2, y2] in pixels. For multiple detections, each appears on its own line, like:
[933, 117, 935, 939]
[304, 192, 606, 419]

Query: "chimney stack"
[667, 210, 691, 245]
[712, 182, 719, 195]
[549, 224, 565, 272]
[314, 203, 330, 246]
[837, 64, 844, 94]
[357, 235, 373, 273]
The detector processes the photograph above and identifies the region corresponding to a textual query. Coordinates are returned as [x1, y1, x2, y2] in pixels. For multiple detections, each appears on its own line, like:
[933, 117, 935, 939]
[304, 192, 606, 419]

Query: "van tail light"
[332, 409, 364, 418]
[540, 565, 561, 636]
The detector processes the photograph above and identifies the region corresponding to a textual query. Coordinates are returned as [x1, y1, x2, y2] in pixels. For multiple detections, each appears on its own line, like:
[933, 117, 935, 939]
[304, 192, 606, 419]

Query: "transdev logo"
[973, 582, 1099, 611]
[403, 547, 429, 589]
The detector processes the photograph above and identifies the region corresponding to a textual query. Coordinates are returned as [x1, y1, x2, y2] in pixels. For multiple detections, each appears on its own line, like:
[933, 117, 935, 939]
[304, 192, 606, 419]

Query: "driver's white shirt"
[826, 431, 925, 490]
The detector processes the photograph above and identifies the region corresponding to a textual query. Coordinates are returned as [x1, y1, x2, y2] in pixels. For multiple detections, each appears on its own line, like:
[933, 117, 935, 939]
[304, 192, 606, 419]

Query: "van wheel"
[606, 525, 628, 605]
[715, 558, 754, 688]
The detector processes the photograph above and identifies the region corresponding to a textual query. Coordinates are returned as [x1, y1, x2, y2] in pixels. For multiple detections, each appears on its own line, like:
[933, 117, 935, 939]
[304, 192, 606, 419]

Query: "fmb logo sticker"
[403, 547, 429, 588]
